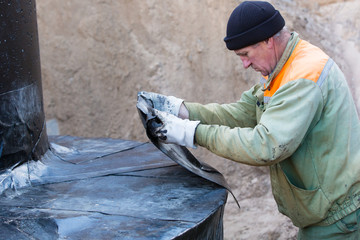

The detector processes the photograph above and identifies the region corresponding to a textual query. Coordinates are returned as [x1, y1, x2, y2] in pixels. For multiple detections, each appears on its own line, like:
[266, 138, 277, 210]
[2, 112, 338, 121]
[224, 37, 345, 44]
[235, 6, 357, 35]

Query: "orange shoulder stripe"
[264, 40, 329, 98]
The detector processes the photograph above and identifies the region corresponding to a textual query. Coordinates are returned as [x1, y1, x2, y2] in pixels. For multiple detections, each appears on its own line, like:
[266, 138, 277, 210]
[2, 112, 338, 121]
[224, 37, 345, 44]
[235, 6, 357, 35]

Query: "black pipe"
[0, 0, 49, 170]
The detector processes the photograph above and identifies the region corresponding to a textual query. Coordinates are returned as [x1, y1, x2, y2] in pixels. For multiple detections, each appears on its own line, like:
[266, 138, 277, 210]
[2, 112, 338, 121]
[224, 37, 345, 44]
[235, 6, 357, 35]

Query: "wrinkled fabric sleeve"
[184, 85, 259, 128]
[194, 80, 324, 166]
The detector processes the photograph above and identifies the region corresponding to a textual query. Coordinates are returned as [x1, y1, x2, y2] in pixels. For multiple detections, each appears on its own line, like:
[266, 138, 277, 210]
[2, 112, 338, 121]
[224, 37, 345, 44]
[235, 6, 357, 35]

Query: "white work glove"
[138, 91, 184, 116]
[154, 109, 200, 148]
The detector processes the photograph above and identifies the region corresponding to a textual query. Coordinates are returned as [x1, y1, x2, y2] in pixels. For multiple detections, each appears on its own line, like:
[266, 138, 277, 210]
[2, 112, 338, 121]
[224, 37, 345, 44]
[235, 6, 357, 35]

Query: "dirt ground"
[37, 0, 360, 239]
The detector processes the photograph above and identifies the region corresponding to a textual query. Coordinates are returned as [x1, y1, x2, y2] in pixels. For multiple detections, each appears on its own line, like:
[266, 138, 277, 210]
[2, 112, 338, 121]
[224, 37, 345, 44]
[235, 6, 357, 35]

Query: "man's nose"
[241, 57, 251, 69]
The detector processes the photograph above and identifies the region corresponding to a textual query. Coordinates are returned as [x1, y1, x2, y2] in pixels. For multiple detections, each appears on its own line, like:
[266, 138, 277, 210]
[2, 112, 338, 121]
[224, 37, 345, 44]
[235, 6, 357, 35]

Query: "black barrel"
[0, 0, 48, 170]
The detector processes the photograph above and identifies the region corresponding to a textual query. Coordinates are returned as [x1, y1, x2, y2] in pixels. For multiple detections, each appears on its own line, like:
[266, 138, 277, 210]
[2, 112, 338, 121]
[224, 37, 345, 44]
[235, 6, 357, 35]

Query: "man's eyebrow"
[236, 51, 248, 56]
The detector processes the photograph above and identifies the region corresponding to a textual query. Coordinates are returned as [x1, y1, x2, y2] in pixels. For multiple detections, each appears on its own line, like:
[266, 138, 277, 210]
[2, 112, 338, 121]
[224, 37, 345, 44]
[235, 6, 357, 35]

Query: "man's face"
[234, 40, 276, 76]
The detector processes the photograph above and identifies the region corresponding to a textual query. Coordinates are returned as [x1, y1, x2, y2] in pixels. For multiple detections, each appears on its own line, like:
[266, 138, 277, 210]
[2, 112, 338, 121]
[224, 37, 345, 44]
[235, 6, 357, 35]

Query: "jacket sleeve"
[194, 79, 324, 166]
[184, 85, 260, 128]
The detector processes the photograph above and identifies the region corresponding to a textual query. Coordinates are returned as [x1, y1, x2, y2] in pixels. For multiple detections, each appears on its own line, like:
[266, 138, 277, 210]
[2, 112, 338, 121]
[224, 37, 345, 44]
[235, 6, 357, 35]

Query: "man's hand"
[138, 91, 184, 116]
[154, 109, 200, 148]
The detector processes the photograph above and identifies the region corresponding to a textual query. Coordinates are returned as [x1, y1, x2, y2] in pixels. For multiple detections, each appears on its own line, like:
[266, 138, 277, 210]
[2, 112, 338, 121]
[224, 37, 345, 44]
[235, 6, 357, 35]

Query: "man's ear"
[265, 37, 275, 49]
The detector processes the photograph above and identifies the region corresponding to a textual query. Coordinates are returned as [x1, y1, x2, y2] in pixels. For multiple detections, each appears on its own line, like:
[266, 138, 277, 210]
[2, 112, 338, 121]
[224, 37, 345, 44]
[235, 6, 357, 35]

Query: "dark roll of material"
[0, 0, 49, 170]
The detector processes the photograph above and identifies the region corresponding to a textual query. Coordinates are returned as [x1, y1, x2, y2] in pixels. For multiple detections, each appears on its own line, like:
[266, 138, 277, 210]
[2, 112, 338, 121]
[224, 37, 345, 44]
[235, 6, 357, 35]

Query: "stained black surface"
[0, 0, 48, 170]
[0, 136, 227, 239]
[0, 1, 227, 238]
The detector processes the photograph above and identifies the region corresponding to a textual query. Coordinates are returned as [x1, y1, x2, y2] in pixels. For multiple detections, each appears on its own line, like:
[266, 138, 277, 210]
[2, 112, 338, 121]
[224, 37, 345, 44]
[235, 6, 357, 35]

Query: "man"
[139, 1, 360, 239]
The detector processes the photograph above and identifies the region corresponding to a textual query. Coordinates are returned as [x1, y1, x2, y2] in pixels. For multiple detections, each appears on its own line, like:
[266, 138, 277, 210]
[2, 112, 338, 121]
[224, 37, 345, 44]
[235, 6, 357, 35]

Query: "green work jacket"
[185, 32, 360, 228]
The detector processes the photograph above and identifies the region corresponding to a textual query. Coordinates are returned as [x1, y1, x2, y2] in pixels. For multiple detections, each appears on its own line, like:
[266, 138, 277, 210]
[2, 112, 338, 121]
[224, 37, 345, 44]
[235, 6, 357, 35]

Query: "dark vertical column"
[0, 0, 49, 170]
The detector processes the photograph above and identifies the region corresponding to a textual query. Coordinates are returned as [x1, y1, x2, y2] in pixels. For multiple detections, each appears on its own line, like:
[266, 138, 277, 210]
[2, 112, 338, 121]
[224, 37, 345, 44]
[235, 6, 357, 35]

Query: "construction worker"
[139, 1, 360, 239]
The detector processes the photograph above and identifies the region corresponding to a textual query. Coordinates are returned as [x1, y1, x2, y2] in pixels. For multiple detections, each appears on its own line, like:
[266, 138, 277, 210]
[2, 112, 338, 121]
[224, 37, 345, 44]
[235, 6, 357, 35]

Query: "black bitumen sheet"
[0, 136, 227, 239]
[136, 94, 240, 208]
[0, 0, 49, 170]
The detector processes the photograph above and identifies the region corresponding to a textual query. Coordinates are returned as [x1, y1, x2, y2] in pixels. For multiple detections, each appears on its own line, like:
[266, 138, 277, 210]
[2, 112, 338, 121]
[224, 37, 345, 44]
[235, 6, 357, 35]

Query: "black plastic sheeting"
[136, 93, 240, 208]
[0, 1, 228, 238]
[0, 136, 227, 239]
[0, 0, 49, 170]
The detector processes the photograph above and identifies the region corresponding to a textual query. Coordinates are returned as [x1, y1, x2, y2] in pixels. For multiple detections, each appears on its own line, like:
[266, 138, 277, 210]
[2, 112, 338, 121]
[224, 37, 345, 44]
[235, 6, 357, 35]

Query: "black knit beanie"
[224, 1, 285, 50]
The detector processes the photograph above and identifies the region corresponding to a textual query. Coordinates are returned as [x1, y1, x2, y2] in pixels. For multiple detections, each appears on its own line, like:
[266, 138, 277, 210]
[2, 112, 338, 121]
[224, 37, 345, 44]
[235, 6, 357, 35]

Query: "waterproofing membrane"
[0, 136, 227, 239]
[0, 0, 49, 170]
[136, 94, 240, 208]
